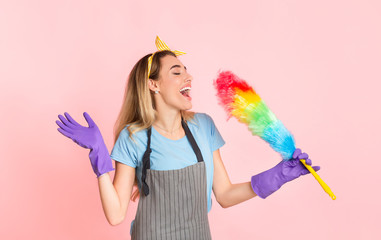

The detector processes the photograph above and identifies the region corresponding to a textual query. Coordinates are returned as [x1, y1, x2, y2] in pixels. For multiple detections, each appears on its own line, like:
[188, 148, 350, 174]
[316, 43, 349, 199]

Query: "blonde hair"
[113, 50, 196, 201]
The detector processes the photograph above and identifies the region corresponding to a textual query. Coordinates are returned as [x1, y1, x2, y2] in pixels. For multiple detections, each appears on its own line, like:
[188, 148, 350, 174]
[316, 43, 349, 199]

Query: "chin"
[183, 105, 192, 110]
[181, 102, 192, 110]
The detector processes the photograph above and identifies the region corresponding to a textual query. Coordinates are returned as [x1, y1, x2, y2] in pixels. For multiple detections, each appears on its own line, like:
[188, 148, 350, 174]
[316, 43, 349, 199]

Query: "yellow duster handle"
[300, 159, 336, 200]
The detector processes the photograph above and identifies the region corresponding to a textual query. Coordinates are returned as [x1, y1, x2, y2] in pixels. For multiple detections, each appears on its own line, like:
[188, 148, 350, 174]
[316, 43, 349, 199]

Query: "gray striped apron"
[131, 116, 212, 240]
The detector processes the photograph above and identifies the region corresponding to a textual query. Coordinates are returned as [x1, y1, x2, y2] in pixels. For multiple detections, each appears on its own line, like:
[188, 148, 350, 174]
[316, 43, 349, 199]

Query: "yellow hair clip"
[147, 36, 186, 79]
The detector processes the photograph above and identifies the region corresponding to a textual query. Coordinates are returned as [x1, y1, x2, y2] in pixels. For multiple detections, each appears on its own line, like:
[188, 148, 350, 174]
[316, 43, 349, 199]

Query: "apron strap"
[141, 127, 152, 196]
[181, 117, 204, 163]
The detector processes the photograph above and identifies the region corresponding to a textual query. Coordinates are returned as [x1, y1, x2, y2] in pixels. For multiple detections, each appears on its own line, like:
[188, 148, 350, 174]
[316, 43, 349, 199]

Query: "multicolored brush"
[213, 70, 336, 200]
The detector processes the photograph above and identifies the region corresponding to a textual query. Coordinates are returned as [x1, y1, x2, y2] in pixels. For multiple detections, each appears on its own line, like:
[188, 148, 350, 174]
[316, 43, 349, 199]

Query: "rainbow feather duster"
[214, 70, 336, 200]
[213, 70, 295, 160]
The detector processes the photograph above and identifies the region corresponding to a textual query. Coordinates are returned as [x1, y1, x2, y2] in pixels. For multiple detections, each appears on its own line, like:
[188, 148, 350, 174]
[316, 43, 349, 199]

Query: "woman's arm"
[212, 149, 257, 208]
[98, 161, 135, 225]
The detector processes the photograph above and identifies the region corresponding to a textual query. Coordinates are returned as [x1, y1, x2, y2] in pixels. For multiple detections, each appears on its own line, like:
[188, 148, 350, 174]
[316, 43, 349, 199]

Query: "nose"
[186, 72, 193, 82]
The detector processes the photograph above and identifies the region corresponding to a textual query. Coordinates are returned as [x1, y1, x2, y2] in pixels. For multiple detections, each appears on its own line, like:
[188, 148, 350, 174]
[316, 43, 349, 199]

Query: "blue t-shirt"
[110, 112, 225, 214]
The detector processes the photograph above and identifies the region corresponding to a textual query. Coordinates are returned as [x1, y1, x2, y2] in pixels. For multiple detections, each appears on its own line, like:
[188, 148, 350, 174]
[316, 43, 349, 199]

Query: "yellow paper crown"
[147, 36, 186, 78]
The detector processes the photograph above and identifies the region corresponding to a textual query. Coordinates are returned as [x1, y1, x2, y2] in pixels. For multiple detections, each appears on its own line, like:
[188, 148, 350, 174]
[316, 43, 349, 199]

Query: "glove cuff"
[250, 164, 285, 199]
[89, 143, 115, 178]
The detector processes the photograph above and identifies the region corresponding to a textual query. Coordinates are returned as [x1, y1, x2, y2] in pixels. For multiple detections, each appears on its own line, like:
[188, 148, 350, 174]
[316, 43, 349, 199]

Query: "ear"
[148, 78, 160, 92]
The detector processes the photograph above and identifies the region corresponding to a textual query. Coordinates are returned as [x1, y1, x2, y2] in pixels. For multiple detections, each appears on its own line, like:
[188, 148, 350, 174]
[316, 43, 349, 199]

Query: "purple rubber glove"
[251, 148, 320, 199]
[56, 112, 114, 178]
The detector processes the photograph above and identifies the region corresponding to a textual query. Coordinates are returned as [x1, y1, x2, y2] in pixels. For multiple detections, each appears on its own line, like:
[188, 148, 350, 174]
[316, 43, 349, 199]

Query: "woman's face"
[152, 54, 193, 111]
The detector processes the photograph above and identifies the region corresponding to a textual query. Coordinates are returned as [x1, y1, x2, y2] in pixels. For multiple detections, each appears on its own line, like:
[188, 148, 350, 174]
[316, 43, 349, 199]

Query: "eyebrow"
[170, 65, 187, 70]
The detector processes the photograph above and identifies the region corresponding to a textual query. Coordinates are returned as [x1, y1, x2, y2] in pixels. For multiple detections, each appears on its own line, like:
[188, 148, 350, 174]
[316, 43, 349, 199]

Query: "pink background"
[1, 0, 380, 239]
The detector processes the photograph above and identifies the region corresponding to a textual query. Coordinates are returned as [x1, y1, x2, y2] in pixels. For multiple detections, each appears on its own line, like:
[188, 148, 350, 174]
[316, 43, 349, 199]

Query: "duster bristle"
[213, 70, 296, 160]
[213, 70, 254, 120]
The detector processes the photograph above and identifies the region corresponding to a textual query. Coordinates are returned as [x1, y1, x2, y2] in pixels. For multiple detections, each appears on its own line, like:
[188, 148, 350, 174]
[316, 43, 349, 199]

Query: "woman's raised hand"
[56, 112, 103, 150]
[56, 112, 114, 177]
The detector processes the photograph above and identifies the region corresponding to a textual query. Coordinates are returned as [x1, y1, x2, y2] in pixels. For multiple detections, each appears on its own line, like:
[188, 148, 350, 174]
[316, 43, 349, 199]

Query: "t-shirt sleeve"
[204, 113, 226, 152]
[110, 127, 138, 168]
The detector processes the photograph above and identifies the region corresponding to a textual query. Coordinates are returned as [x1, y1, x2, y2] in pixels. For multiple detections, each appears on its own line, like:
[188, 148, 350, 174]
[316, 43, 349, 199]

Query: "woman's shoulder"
[193, 112, 213, 122]
[118, 124, 148, 144]
[191, 112, 216, 129]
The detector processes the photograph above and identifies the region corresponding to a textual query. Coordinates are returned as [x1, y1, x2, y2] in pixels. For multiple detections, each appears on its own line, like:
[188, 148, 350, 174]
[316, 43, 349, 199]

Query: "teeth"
[179, 86, 191, 93]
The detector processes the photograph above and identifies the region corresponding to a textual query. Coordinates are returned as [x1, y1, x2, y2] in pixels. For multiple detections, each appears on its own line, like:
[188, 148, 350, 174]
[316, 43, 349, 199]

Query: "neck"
[153, 110, 182, 134]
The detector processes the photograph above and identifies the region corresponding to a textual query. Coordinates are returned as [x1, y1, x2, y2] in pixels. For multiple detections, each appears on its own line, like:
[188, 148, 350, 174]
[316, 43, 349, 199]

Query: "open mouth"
[179, 87, 192, 101]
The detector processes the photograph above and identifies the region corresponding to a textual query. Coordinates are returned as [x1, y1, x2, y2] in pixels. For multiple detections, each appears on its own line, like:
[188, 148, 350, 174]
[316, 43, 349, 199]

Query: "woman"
[56, 37, 320, 239]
